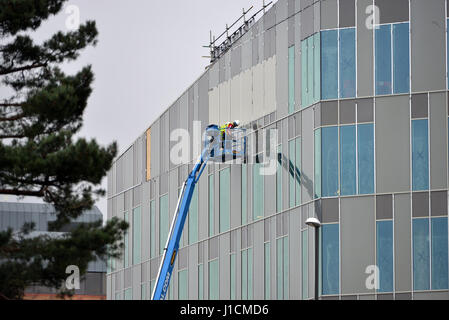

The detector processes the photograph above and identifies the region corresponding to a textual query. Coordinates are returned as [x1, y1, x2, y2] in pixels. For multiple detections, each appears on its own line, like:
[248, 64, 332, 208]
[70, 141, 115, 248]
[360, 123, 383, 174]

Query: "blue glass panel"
[322, 127, 338, 197]
[340, 125, 356, 196]
[313, 33, 321, 104]
[321, 30, 338, 100]
[376, 220, 394, 292]
[357, 124, 375, 194]
[375, 24, 392, 95]
[339, 28, 356, 98]
[412, 119, 429, 191]
[314, 129, 321, 199]
[431, 217, 448, 290]
[413, 218, 430, 291]
[393, 23, 410, 94]
[322, 224, 339, 295]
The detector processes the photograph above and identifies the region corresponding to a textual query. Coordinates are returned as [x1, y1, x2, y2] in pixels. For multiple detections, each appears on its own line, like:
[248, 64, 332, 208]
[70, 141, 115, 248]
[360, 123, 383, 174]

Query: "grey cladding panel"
[411, 0, 446, 92]
[339, 0, 355, 28]
[376, 195, 392, 220]
[411, 93, 428, 118]
[412, 192, 429, 217]
[431, 191, 448, 216]
[231, 46, 242, 78]
[301, 6, 314, 40]
[357, 0, 374, 97]
[375, 96, 410, 193]
[321, 101, 339, 125]
[430, 92, 448, 189]
[321, 0, 338, 29]
[375, 0, 410, 24]
[340, 99, 356, 124]
[357, 98, 374, 123]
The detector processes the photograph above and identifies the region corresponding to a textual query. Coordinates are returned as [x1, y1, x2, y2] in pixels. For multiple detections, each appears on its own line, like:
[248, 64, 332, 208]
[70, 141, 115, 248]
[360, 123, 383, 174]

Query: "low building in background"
[0, 202, 106, 300]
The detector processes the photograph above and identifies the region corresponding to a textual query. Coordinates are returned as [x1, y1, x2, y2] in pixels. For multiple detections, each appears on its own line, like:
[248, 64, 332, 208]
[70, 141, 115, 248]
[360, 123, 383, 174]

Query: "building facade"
[107, 0, 449, 300]
[0, 202, 107, 300]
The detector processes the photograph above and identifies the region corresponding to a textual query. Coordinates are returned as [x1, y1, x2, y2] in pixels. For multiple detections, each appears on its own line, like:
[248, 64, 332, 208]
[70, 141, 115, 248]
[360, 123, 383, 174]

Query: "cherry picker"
[151, 125, 246, 300]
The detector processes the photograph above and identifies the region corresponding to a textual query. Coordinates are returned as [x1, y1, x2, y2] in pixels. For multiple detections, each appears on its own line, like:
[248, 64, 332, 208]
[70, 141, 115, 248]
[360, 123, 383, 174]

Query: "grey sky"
[1, 0, 267, 221]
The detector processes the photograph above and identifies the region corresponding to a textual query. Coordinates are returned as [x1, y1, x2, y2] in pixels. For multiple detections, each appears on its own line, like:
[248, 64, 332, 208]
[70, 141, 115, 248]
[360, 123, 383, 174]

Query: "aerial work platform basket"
[204, 125, 247, 163]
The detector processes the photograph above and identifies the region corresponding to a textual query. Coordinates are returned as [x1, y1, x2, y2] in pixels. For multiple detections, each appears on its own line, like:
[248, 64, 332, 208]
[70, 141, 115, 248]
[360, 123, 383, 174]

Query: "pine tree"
[0, 0, 127, 299]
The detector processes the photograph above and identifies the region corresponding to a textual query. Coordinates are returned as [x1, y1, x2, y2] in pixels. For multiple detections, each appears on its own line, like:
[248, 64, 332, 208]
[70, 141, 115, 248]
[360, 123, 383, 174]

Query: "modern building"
[0, 202, 107, 300]
[106, 0, 449, 300]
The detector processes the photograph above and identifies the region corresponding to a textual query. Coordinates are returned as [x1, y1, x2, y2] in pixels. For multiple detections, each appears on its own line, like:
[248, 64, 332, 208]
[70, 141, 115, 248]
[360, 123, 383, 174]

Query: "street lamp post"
[305, 217, 321, 301]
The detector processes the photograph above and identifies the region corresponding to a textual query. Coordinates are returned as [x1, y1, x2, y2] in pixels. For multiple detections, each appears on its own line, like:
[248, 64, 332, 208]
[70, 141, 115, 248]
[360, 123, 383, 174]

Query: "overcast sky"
[1, 0, 269, 221]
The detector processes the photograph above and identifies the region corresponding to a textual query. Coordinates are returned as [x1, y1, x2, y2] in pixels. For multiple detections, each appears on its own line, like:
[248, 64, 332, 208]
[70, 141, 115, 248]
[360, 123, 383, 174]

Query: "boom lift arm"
[151, 135, 215, 300]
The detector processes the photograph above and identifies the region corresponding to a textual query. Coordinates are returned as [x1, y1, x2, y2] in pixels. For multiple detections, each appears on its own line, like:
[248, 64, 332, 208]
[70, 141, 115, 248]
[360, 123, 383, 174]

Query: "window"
[413, 218, 430, 290]
[314, 129, 321, 198]
[159, 194, 169, 255]
[321, 224, 339, 295]
[115, 292, 121, 300]
[277, 145, 283, 213]
[230, 253, 236, 299]
[219, 168, 230, 232]
[431, 217, 448, 290]
[301, 33, 321, 108]
[375, 23, 410, 95]
[241, 247, 253, 300]
[340, 125, 356, 196]
[447, 19, 449, 89]
[209, 259, 219, 300]
[289, 140, 296, 208]
[141, 283, 146, 300]
[412, 119, 429, 191]
[322, 127, 339, 197]
[124, 288, 132, 300]
[198, 264, 204, 300]
[288, 46, 295, 114]
[209, 174, 214, 236]
[339, 28, 356, 98]
[295, 138, 301, 206]
[242, 165, 247, 224]
[321, 30, 338, 100]
[178, 269, 188, 300]
[289, 138, 301, 207]
[376, 220, 393, 292]
[264, 242, 270, 300]
[302, 229, 308, 300]
[253, 163, 264, 220]
[358, 124, 375, 194]
[189, 188, 198, 244]
[150, 200, 156, 258]
[276, 236, 289, 300]
[124, 211, 129, 268]
[133, 206, 141, 265]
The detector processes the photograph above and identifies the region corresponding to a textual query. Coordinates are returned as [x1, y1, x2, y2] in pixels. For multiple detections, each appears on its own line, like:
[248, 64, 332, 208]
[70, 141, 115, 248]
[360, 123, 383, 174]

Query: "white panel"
[219, 80, 231, 124]
[241, 69, 253, 126]
[253, 61, 264, 120]
[208, 87, 219, 125]
[264, 56, 277, 116]
[230, 73, 242, 123]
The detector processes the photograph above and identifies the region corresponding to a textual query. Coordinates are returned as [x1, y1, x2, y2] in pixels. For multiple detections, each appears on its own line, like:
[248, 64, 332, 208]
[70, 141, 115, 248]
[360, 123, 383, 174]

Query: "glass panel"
[253, 163, 264, 220]
[150, 200, 156, 258]
[283, 237, 289, 299]
[277, 145, 283, 213]
[242, 164, 247, 224]
[412, 119, 429, 191]
[357, 124, 375, 195]
[302, 230, 308, 300]
[301, 39, 308, 108]
[431, 217, 448, 290]
[248, 247, 253, 300]
[150, 280, 155, 299]
[209, 259, 219, 300]
[159, 195, 169, 255]
[375, 24, 392, 95]
[376, 220, 394, 292]
[220, 168, 230, 232]
[322, 127, 339, 197]
[339, 28, 356, 98]
[276, 238, 283, 300]
[230, 253, 236, 299]
[314, 129, 322, 199]
[340, 125, 356, 196]
[289, 140, 296, 208]
[141, 283, 146, 300]
[124, 211, 129, 268]
[124, 288, 132, 300]
[209, 174, 214, 236]
[307, 36, 314, 106]
[413, 218, 430, 291]
[133, 206, 141, 265]
[447, 19, 449, 89]
[198, 264, 204, 300]
[321, 30, 338, 100]
[115, 292, 121, 300]
[264, 243, 271, 300]
[178, 269, 188, 300]
[393, 22, 410, 94]
[313, 33, 321, 103]
[295, 137, 301, 206]
[288, 46, 295, 114]
[242, 249, 248, 300]
[322, 224, 339, 295]
[189, 187, 198, 244]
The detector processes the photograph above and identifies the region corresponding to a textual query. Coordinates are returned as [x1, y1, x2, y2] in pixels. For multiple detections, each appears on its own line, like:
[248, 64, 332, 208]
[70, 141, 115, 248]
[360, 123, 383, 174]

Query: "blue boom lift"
[151, 125, 246, 300]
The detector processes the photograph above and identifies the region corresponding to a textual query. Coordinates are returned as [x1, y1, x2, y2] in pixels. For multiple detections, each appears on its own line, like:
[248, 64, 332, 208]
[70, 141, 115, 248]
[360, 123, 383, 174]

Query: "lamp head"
[305, 217, 321, 228]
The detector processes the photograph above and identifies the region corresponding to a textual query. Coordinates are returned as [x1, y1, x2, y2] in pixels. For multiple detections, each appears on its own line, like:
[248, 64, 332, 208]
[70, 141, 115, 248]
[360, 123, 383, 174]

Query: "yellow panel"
[146, 128, 151, 181]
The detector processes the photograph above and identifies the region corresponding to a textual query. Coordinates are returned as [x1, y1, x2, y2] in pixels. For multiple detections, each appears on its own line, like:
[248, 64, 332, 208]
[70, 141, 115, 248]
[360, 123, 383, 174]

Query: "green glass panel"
[124, 211, 129, 268]
[253, 163, 264, 220]
[295, 137, 301, 206]
[133, 206, 141, 265]
[150, 200, 156, 258]
[178, 269, 188, 299]
[289, 140, 296, 208]
[209, 259, 219, 300]
[209, 174, 214, 237]
[189, 187, 198, 244]
[242, 164, 247, 224]
[230, 254, 236, 300]
[198, 264, 204, 300]
[159, 195, 169, 255]
[242, 249, 248, 300]
[314, 129, 321, 199]
[220, 168, 231, 233]
[301, 40, 308, 108]
[288, 45, 295, 114]
[302, 230, 308, 299]
[313, 32, 321, 103]
[264, 243, 271, 300]
[277, 145, 283, 213]
[248, 247, 253, 300]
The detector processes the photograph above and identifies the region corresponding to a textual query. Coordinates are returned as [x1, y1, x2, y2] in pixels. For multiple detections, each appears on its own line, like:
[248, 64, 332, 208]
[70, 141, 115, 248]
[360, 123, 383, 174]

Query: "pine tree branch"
[0, 62, 47, 76]
[0, 113, 25, 121]
[0, 188, 44, 197]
